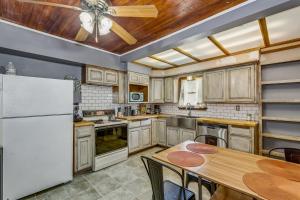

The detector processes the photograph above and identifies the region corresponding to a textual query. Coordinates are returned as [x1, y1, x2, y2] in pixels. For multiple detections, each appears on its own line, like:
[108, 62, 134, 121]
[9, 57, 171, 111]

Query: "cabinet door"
[141, 126, 151, 148]
[204, 70, 226, 102]
[227, 65, 255, 102]
[167, 127, 180, 147]
[151, 120, 158, 145]
[180, 129, 196, 142]
[77, 136, 93, 171]
[128, 128, 141, 153]
[86, 67, 104, 84]
[157, 120, 167, 145]
[229, 135, 252, 153]
[128, 72, 140, 84]
[139, 74, 150, 85]
[164, 78, 174, 102]
[151, 78, 164, 103]
[104, 70, 118, 85]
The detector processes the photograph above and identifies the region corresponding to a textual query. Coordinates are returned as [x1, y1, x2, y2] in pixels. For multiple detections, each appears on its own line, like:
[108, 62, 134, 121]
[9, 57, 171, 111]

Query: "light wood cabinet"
[151, 78, 164, 103]
[204, 70, 226, 102]
[164, 77, 174, 102]
[180, 129, 196, 142]
[228, 125, 256, 154]
[113, 72, 125, 104]
[167, 127, 181, 146]
[128, 128, 141, 153]
[203, 65, 256, 103]
[227, 65, 255, 102]
[128, 72, 150, 86]
[152, 119, 167, 146]
[104, 70, 118, 85]
[74, 125, 94, 173]
[84, 65, 119, 86]
[141, 127, 151, 148]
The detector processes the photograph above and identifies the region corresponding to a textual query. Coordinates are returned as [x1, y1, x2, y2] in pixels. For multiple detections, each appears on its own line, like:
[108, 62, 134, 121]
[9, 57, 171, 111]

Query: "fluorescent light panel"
[135, 57, 172, 68]
[178, 38, 224, 59]
[266, 6, 300, 44]
[153, 49, 195, 65]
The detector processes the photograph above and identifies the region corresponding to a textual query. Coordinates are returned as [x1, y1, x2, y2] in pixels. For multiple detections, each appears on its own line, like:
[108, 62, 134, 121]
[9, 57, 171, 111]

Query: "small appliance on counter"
[124, 106, 132, 116]
[154, 105, 161, 114]
[131, 109, 139, 116]
[73, 105, 83, 122]
[139, 104, 147, 115]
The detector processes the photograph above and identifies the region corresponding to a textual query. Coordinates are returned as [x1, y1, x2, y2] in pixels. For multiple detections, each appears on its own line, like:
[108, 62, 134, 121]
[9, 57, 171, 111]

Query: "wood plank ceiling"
[0, 0, 246, 54]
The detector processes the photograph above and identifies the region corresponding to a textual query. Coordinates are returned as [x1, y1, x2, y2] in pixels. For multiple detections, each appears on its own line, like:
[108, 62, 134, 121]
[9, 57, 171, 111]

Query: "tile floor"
[23, 147, 210, 200]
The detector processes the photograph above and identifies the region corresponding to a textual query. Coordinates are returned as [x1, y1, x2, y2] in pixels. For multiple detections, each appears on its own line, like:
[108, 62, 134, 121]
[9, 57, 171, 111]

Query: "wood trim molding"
[149, 56, 178, 67]
[261, 39, 300, 54]
[258, 18, 270, 47]
[172, 48, 202, 62]
[207, 36, 230, 55]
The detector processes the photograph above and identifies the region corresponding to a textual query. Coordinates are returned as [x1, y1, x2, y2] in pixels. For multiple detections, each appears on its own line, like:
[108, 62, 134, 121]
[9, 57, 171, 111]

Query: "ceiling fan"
[17, 0, 159, 45]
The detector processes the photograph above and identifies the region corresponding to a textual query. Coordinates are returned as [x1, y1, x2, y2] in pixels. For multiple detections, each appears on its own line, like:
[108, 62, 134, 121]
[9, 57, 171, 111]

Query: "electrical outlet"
[235, 105, 240, 111]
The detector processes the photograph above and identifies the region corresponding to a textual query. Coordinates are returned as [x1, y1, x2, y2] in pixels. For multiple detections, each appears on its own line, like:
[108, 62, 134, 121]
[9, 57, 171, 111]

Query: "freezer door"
[3, 115, 73, 200]
[2, 75, 73, 118]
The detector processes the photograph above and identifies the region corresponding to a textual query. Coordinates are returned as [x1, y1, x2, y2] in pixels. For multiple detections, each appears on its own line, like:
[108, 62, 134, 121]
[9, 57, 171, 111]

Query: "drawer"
[128, 121, 141, 128]
[141, 119, 152, 126]
[229, 126, 252, 137]
[76, 126, 94, 138]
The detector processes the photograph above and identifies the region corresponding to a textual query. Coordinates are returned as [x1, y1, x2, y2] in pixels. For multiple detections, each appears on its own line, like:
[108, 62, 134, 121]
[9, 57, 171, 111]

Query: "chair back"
[194, 134, 228, 148]
[141, 156, 165, 200]
[268, 148, 300, 164]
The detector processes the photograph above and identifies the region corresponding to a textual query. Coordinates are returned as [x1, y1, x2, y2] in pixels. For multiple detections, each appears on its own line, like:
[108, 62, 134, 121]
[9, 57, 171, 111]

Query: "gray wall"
[0, 52, 82, 80]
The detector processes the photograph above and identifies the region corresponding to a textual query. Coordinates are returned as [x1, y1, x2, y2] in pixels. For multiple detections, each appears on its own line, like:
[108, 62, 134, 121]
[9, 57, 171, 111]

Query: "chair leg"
[198, 178, 202, 200]
[185, 173, 190, 188]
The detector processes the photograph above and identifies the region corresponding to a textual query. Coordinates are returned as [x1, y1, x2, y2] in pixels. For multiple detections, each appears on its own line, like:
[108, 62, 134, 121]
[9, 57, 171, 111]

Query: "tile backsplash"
[160, 103, 259, 121]
[80, 84, 259, 121]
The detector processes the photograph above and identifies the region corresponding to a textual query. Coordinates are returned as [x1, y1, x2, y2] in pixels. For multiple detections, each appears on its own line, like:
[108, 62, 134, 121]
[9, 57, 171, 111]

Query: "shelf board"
[262, 99, 300, 103]
[262, 149, 284, 158]
[262, 116, 300, 123]
[263, 132, 300, 142]
[261, 79, 300, 85]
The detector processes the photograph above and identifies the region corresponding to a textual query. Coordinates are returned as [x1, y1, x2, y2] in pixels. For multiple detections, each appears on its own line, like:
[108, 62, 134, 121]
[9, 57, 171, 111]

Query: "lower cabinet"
[152, 119, 167, 146]
[74, 125, 95, 173]
[167, 127, 181, 146]
[228, 125, 256, 154]
[128, 122, 152, 153]
[167, 127, 196, 147]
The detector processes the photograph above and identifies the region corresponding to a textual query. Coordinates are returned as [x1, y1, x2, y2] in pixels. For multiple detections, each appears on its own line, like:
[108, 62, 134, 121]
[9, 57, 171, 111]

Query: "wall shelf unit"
[260, 61, 300, 156]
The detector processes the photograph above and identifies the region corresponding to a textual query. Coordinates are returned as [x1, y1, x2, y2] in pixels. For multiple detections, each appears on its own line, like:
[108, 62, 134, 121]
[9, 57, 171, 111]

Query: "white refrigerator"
[0, 75, 73, 200]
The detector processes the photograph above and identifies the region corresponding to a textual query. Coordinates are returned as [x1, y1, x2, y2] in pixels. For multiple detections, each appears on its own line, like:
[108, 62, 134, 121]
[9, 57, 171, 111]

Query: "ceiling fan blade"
[75, 27, 90, 42]
[110, 20, 137, 45]
[17, 0, 82, 11]
[109, 5, 158, 18]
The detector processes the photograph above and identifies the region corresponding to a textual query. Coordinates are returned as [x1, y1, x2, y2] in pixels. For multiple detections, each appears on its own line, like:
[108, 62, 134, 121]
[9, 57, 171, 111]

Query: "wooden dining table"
[152, 140, 300, 200]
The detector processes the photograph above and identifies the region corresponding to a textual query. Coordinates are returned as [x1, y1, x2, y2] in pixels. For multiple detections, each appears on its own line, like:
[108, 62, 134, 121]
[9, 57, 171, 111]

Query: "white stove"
[82, 110, 129, 171]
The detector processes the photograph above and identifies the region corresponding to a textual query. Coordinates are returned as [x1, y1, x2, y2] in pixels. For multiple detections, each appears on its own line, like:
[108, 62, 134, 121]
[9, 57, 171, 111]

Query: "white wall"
[160, 103, 259, 121]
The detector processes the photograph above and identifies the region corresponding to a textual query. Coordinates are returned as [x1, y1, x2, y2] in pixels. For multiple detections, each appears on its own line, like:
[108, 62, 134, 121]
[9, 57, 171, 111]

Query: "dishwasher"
[198, 124, 228, 147]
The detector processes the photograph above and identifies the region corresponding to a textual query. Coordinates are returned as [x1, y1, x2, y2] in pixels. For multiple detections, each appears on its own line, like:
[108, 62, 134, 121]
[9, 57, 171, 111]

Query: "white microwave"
[129, 92, 144, 102]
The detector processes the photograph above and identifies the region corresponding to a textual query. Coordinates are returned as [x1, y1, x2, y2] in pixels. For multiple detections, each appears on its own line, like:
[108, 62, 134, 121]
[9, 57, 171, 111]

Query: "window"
[178, 76, 205, 108]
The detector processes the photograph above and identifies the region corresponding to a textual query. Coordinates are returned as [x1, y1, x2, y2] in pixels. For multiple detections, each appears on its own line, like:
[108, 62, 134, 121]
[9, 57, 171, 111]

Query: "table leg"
[198, 177, 202, 200]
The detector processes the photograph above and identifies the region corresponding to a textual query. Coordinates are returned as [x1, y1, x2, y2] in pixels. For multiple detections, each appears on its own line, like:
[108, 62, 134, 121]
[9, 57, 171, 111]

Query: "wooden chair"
[141, 156, 195, 200]
[268, 147, 300, 164]
[185, 135, 228, 197]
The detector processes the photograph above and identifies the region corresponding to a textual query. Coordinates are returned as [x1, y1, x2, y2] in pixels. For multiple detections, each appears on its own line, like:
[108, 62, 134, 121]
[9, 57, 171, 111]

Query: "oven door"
[95, 124, 128, 156]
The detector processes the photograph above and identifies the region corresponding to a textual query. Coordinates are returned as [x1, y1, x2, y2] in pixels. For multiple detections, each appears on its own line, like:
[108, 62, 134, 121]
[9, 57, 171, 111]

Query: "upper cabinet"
[151, 78, 164, 103]
[204, 70, 226, 102]
[128, 72, 150, 86]
[83, 65, 118, 86]
[204, 64, 257, 103]
[227, 65, 255, 102]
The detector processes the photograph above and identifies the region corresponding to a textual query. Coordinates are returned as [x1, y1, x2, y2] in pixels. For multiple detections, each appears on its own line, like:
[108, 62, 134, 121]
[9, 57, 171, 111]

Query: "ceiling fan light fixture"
[98, 16, 112, 35]
[80, 12, 95, 33]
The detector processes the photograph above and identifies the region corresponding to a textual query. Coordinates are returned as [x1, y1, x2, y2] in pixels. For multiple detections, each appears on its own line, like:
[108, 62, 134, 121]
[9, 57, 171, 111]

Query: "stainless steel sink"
[166, 116, 197, 130]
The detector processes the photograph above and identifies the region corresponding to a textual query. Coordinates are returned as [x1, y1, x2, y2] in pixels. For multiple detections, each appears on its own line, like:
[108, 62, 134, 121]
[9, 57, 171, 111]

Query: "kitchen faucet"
[186, 103, 192, 117]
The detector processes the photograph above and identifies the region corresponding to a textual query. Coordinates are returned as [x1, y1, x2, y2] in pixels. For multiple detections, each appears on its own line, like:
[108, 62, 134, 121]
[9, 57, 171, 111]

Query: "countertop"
[75, 115, 258, 128]
[74, 121, 95, 127]
[197, 117, 258, 127]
